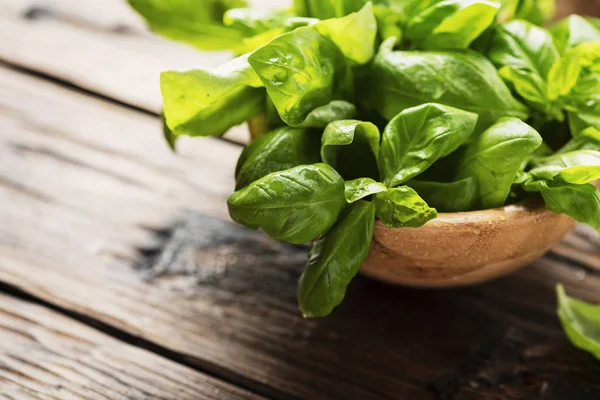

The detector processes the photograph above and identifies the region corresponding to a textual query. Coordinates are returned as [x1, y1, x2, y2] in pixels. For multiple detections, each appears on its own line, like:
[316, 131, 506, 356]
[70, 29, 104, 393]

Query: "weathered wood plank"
[0, 293, 263, 400]
[1, 65, 600, 399]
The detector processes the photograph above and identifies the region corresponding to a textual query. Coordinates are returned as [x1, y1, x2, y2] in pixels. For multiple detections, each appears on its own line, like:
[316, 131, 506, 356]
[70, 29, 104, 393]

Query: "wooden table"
[1, 1, 599, 399]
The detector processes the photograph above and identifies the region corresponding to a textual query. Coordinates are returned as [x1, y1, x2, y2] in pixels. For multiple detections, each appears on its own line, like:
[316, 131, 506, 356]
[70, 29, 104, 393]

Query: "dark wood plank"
[1, 64, 600, 399]
[0, 293, 263, 400]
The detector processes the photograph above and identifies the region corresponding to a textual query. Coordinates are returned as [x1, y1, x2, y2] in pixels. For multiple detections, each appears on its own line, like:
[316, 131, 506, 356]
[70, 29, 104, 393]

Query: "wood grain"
[0, 293, 262, 400]
[1, 64, 600, 399]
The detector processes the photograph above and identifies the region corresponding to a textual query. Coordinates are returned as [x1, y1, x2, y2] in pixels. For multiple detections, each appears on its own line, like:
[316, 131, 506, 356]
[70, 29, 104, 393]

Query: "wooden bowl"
[360, 200, 575, 288]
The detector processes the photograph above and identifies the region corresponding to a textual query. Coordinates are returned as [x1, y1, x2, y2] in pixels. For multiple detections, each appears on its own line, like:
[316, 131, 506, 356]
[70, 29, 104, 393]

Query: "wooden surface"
[1, 1, 600, 399]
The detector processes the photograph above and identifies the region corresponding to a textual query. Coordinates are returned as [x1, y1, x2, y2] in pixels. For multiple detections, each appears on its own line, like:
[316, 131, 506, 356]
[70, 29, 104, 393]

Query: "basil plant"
[129, 0, 600, 320]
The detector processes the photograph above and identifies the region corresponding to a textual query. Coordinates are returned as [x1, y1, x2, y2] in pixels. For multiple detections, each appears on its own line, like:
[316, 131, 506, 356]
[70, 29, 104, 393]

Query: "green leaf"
[456, 117, 542, 209]
[379, 103, 478, 187]
[293, 0, 369, 19]
[321, 120, 380, 180]
[406, 0, 500, 50]
[227, 164, 346, 244]
[548, 42, 600, 127]
[523, 179, 600, 233]
[161, 112, 177, 152]
[344, 178, 387, 202]
[514, 0, 555, 26]
[298, 201, 376, 317]
[529, 150, 600, 184]
[568, 112, 600, 136]
[556, 284, 600, 361]
[235, 127, 321, 190]
[487, 19, 562, 120]
[374, 186, 437, 228]
[127, 0, 248, 51]
[316, 3, 377, 64]
[550, 15, 600, 54]
[496, 0, 520, 23]
[299, 101, 357, 128]
[559, 127, 600, 153]
[248, 27, 353, 127]
[223, 8, 293, 36]
[408, 177, 478, 212]
[363, 40, 529, 132]
[161, 54, 264, 137]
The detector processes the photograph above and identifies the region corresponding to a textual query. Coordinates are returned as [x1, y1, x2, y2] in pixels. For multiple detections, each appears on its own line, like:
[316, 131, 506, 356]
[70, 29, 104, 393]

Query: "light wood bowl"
[360, 200, 575, 288]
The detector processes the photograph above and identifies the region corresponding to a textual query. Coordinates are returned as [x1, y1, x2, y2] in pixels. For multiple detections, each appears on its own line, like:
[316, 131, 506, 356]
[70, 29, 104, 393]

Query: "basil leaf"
[223, 8, 293, 36]
[248, 27, 353, 127]
[321, 120, 380, 180]
[558, 127, 600, 153]
[550, 15, 600, 54]
[364, 39, 529, 131]
[316, 3, 377, 64]
[568, 112, 600, 136]
[496, 0, 519, 23]
[374, 186, 437, 228]
[530, 150, 600, 184]
[161, 54, 264, 137]
[548, 42, 600, 129]
[161, 112, 176, 152]
[408, 177, 478, 212]
[379, 103, 478, 187]
[127, 0, 248, 51]
[556, 284, 600, 361]
[227, 164, 346, 244]
[514, 0, 555, 26]
[456, 117, 542, 209]
[406, 0, 500, 50]
[235, 127, 321, 190]
[294, 0, 368, 19]
[487, 20, 562, 120]
[523, 179, 600, 233]
[300, 101, 357, 128]
[344, 178, 387, 202]
[298, 201, 376, 317]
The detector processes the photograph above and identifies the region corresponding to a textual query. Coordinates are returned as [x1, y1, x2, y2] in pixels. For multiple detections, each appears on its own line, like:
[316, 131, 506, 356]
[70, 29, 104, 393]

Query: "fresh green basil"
[456, 117, 542, 209]
[248, 27, 353, 127]
[298, 201, 376, 317]
[550, 15, 600, 54]
[127, 0, 248, 51]
[558, 127, 600, 153]
[523, 178, 600, 233]
[514, 0, 555, 26]
[363, 38, 529, 131]
[293, 0, 368, 19]
[227, 164, 346, 244]
[161, 54, 264, 137]
[529, 150, 600, 184]
[379, 103, 478, 187]
[235, 127, 321, 189]
[496, 0, 519, 23]
[344, 178, 387, 202]
[316, 3, 377, 64]
[487, 19, 562, 120]
[405, 0, 500, 50]
[556, 284, 600, 361]
[374, 186, 438, 228]
[321, 120, 380, 180]
[408, 177, 478, 212]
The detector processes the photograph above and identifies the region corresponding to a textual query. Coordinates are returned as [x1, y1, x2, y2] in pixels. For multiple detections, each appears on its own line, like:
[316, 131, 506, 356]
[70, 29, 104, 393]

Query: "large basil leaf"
[556, 284, 600, 361]
[456, 117, 542, 209]
[374, 186, 437, 228]
[127, 0, 248, 51]
[408, 177, 478, 212]
[344, 178, 387, 203]
[235, 127, 321, 190]
[379, 103, 478, 187]
[223, 8, 293, 36]
[298, 201, 375, 317]
[316, 3, 377, 64]
[514, 0, 555, 26]
[496, 0, 519, 23]
[529, 150, 600, 184]
[161, 54, 264, 137]
[487, 19, 562, 120]
[293, 0, 368, 19]
[550, 15, 600, 54]
[321, 120, 380, 180]
[405, 0, 499, 50]
[523, 179, 600, 233]
[363, 39, 529, 131]
[248, 27, 353, 127]
[227, 164, 346, 244]
[548, 42, 600, 132]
